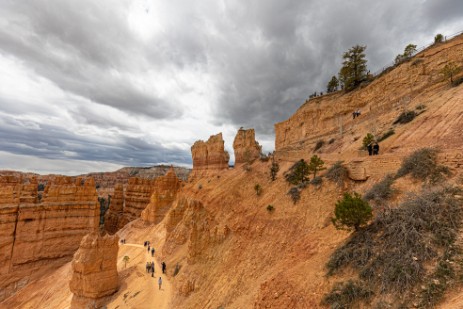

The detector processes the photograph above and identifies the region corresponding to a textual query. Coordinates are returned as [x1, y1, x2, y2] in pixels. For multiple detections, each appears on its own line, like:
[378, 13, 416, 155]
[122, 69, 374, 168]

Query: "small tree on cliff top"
[327, 75, 339, 93]
[332, 192, 372, 231]
[339, 45, 368, 91]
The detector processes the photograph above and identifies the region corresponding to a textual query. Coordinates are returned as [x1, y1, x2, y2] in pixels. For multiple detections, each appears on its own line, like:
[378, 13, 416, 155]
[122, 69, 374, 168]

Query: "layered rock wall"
[0, 176, 99, 301]
[190, 133, 229, 179]
[233, 128, 262, 165]
[141, 167, 181, 224]
[104, 183, 124, 234]
[70, 233, 119, 308]
[123, 178, 156, 220]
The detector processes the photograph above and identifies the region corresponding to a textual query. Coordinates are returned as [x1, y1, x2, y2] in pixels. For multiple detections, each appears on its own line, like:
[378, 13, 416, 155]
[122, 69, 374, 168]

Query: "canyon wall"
[233, 128, 262, 165]
[104, 183, 125, 234]
[70, 233, 119, 308]
[123, 177, 157, 221]
[0, 176, 99, 301]
[141, 167, 181, 224]
[190, 133, 229, 179]
[274, 36, 463, 158]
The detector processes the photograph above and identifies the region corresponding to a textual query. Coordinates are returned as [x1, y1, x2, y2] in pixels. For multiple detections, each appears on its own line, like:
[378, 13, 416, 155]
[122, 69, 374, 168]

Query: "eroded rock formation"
[190, 133, 229, 178]
[123, 177, 157, 220]
[233, 128, 262, 165]
[0, 176, 99, 301]
[70, 232, 119, 308]
[104, 183, 124, 234]
[141, 167, 181, 224]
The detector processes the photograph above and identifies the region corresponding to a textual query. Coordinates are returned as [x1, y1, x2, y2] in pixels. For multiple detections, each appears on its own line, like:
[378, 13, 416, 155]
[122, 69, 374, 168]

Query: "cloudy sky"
[1, 0, 462, 175]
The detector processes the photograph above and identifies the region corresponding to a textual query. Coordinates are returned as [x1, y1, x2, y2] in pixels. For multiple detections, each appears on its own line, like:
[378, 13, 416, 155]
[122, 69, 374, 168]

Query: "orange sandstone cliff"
[0, 176, 99, 301]
[190, 133, 230, 179]
[233, 128, 262, 165]
[104, 183, 125, 234]
[141, 166, 182, 224]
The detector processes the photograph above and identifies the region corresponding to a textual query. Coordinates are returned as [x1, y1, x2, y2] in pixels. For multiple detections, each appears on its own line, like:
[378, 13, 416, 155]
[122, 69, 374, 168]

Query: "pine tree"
[338, 45, 368, 91]
[332, 192, 372, 231]
[308, 155, 326, 177]
[327, 75, 339, 93]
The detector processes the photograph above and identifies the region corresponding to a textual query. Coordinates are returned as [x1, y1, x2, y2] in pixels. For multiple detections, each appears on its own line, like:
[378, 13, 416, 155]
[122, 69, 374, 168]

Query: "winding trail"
[106, 242, 172, 309]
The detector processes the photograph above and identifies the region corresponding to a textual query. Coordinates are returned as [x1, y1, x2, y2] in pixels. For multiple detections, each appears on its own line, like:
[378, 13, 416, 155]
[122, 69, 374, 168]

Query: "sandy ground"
[106, 242, 172, 309]
[0, 240, 172, 309]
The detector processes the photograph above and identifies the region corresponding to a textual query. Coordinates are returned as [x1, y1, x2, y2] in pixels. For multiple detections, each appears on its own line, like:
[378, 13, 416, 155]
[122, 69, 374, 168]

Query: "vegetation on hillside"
[338, 45, 368, 91]
[326, 149, 460, 308]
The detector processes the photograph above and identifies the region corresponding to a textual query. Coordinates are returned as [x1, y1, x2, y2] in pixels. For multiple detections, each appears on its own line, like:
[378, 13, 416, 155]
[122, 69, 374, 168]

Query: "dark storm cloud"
[0, 0, 179, 119]
[0, 114, 190, 166]
[1, 0, 462, 171]
[206, 0, 463, 133]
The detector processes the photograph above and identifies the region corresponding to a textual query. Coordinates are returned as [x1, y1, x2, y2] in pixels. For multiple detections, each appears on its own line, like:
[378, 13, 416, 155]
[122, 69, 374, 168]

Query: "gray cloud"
[1, 0, 462, 173]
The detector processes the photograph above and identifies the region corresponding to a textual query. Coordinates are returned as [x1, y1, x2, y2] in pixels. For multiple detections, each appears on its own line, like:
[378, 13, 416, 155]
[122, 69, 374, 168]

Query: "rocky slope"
[190, 133, 230, 179]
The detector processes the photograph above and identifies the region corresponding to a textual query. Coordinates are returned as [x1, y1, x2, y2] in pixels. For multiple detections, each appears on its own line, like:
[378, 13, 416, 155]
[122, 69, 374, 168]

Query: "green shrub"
[332, 192, 372, 231]
[314, 140, 324, 152]
[377, 129, 395, 142]
[173, 263, 181, 276]
[270, 161, 279, 181]
[266, 204, 275, 212]
[322, 280, 373, 308]
[325, 161, 348, 187]
[434, 33, 444, 43]
[288, 187, 301, 204]
[254, 184, 262, 196]
[416, 104, 426, 110]
[308, 155, 326, 177]
[37, 183, 45, 191]
[362, 133, 375, 149]
[396, 148, 450, 183]
[285, 159, 310, 185]
[393, 111, 416, 125]
[364, 174, 396, 204]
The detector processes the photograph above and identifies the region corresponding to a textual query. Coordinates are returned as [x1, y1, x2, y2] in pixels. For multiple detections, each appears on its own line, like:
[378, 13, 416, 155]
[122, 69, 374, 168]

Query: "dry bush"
[326, 186, 463, 307]
[314, 140, 325, 152]
[325, 161, 349, 187]
[322, 280, 373, 308]
[393, 111, 416, 125]
[287, 187, 301, 204]
[364, 174, 396, 204]
[396, 148, 450, 183]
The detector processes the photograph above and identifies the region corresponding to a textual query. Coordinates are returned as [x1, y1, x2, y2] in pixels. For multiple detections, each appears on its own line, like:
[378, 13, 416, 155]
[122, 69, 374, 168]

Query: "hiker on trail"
[352, 111, 356, 119]
[373, 143, 379, 155]
[147, 245, 150, 252]
[158, 277, 163, 290]
[144, 241, 147, 247]
[162, 262, 166, 274]
[367, 143, 373, 156]
[151, 261, 155, 273]
[151, 266, 155, 277]
[151, 248, 155, 257]
[146, 262, 150, 273]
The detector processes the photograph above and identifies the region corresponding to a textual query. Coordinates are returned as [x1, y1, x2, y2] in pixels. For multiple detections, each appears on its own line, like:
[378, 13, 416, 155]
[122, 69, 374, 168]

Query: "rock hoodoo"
[0, 176, 99, 301]
[233, 128, 262, 165]
[190, 133, 229, 178]
[141, 166, 181, 224]
[69, 232, 119, 308]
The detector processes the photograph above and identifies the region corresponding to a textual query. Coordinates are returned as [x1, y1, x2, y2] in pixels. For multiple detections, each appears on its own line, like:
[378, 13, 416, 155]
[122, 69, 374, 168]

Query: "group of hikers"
[367, 142, 380, 156]
[352, 109, 361, 119]
[144, 240, 167, 290]
[119, 238, 126, 244]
